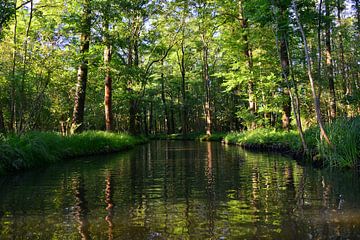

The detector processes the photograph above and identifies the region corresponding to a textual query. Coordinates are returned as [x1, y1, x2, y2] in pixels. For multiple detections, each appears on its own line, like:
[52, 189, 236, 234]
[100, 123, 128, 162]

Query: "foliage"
[0, 0, 359, 169]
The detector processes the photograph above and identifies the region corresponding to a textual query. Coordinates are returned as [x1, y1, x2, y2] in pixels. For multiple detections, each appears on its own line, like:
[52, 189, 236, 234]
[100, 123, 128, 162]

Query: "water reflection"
[0, 141, 360, 239]
[105, 171, 114, 240]
[73, 175, 90, 240]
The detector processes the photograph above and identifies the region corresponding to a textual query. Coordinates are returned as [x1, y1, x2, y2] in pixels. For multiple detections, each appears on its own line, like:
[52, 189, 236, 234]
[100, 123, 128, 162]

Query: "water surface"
[0, 141, 360, 239]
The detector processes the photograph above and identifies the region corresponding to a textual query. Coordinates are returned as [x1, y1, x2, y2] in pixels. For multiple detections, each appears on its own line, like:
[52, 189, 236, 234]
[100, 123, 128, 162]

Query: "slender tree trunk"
[292, 0, 332, 146]
[239, 0, 256, 129]
[317, 0, 323, 100]
[10, 1, 17, 132]
[0, 106, 5, 134]
[143, 106, 148, 135]
[71, 0, 91, 134]
[325, 0, 336, 120]
[127, 28, 135, 134]
[274, 0, 292, 130]
[179, 41, 188, 135]
[128, 16, 141, 135]
[129, 101, 137, 134]
[160, 60, 171, 134]
[272, 0, 307, 151]
[337, 0, 347, 93]
[149, 102, 153, 134]
[280, 37, 292, 130]
[288, 44, 308, 152]
[18, 0, 33, 132]
[170, 101, 175, 133]
[202, 35, 212, 135]
[103, 20, 113, 132]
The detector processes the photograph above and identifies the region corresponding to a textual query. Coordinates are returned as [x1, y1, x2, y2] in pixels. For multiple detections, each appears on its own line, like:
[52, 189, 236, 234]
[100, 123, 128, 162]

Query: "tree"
[102, 1, 113, 132]
[292, 0, 331, 145]
[325, 0, 336, 120]
[71, 0, 91, 134]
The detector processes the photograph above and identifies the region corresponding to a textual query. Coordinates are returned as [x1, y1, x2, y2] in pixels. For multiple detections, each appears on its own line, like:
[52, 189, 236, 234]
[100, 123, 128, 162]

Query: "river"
[0, 140, 360, 239]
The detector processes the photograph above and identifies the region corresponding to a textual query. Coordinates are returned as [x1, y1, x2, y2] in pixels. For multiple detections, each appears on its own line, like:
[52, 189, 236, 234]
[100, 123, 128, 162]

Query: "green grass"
[220, 117, 360, 168]
[0, 131, 147, 174]
[316, 117, 360, 168]
[223, 128, 300, 151]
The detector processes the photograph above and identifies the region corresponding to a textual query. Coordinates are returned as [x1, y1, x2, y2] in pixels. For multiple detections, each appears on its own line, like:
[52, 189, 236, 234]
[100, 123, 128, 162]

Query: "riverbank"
[154, 117, 360, 169]
[0, 131, 147, 175]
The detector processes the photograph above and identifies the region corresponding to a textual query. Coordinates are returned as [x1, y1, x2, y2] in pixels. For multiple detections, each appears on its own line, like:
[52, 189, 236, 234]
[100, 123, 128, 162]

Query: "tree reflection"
[72, 175, 90, 240]
[105, 171, 114, 240]
[205, 142, 215, 238]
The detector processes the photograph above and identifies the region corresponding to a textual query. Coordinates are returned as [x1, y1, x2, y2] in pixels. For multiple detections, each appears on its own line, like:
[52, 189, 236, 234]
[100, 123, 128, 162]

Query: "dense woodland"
[0, 0, 359, 137]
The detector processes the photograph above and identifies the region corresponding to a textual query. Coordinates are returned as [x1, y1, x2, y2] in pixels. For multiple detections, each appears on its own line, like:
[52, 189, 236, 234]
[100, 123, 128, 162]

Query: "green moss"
[0, 131, 147, 174]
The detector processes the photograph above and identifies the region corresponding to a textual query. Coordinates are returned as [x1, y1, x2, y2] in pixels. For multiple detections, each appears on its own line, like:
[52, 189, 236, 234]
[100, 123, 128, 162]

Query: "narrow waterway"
[0, 140, 360, 239]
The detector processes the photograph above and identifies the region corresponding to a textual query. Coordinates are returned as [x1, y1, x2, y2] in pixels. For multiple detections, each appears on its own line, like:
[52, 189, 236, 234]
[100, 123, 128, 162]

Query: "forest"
[0, 0, 360, 169]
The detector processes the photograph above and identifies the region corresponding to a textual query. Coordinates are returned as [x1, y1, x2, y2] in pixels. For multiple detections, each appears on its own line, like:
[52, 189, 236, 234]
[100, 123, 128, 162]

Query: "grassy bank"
[0, 131, 147, 174]
[153, 117, 360, 169]
[223, 118, 360, 168]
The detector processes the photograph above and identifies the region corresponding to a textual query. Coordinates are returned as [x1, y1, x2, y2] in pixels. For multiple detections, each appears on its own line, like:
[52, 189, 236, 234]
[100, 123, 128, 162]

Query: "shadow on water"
[0, 140, 360, 239]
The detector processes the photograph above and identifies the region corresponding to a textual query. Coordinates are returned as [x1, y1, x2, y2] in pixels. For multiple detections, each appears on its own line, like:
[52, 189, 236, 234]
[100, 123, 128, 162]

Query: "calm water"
[0, 141, 360, 239]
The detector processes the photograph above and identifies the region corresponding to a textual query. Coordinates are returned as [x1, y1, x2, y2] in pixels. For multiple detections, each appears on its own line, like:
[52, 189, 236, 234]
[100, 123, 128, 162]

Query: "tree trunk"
[10, 1, 17, 132]
[170, 102, 175, 134]
[317, 0, 323, 101]
[272, 0, 307, 151]
[103, 20, 113, 132]
[280, 37, 292, 130]
[71, 0, 91, 134]
[160, 62, 171, 134]
[0, 106, 5, 134]
[150, 102, 154, 134]
[18, 0, 33, 132]
[239, 0, 256, 129]
[128, 16, 141, 135]
[337, 0, 347, 93]
[325, 0, 336, 120]
[292, 0, 332, 146]
[143, 106, 148, 135]
[202, 36, 212, 135]
[179, 42, 188, 135]
[129, 100, 137, 135]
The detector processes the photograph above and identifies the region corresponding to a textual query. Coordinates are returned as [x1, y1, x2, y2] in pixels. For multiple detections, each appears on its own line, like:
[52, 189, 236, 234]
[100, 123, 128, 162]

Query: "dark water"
[0, 141, 360, 239]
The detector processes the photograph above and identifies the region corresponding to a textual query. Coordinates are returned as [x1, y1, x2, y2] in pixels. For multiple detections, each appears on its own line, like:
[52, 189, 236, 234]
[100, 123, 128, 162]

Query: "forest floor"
[0, 131, 147, 175]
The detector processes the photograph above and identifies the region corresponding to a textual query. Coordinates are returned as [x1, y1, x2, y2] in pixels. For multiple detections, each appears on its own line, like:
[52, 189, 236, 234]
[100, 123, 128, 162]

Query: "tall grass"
[0, 131, 146, 174]
[316, 117, 360, 168]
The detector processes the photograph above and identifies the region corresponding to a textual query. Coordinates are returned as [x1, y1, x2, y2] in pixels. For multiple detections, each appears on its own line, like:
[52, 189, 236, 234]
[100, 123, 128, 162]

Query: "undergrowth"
[0, 131, 146, 174]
